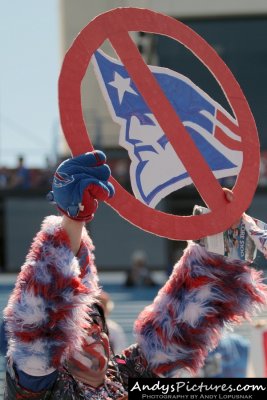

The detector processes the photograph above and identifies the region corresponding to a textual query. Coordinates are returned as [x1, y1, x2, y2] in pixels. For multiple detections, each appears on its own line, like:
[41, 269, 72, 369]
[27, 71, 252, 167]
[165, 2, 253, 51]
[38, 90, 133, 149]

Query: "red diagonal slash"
[108, 30, 224, 211]
[58, 7, 260, 240]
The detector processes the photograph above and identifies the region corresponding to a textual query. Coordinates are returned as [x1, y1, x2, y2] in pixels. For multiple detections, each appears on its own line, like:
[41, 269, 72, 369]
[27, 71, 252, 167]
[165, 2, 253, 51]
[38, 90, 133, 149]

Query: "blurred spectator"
[259, 151, 267, 187]
[98, 290, 127, 354]
[42, 156, 55, 186]
[29, 157, 54, 189]
[0, 167, 9, 188]
[201, 333, 250, 377]
[0, 319, 7, 359]
[249, 319, 267, 377]
[124, 250, 157, 287]
[113, 159, 129, 187]
[9, 155, 30, 189]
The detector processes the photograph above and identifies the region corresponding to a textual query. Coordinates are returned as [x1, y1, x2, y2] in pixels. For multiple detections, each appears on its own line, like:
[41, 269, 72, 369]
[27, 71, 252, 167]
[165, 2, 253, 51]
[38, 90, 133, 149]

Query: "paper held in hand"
[193, 205, 265, 262]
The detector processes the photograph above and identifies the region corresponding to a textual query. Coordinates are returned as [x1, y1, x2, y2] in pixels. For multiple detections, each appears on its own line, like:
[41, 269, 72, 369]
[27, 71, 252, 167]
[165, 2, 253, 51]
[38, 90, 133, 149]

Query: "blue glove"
[47, 151, 115, 222]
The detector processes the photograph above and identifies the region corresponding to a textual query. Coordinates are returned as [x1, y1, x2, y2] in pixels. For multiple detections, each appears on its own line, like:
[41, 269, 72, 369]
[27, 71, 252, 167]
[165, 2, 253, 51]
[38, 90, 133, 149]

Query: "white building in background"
[58, 0, 267, 156]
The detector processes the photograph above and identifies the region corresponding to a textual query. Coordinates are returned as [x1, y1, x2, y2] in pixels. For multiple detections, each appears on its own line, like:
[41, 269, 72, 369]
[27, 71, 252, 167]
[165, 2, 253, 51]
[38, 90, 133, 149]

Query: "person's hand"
[47, 150, 115, 222]
[222, 187, 241, 229]
[222, 187, 234, 203]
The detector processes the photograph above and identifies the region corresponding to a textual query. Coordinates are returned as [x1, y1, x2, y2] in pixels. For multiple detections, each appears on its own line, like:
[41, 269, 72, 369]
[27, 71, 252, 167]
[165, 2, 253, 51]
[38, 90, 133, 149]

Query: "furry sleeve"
[3, 216, 100, 376]
[134, 242, 267, 378]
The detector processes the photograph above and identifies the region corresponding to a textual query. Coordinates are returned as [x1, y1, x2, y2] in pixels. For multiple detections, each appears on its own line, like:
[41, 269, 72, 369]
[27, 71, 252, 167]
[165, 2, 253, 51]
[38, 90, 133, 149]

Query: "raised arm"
[61, 216, 84, 255]
[125, 191, 267, 379]
[3, 151, 115, 394]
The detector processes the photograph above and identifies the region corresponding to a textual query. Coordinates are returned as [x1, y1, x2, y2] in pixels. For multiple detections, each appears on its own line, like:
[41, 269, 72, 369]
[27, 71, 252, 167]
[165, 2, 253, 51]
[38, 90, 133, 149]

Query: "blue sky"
[0, 0, 60, 167]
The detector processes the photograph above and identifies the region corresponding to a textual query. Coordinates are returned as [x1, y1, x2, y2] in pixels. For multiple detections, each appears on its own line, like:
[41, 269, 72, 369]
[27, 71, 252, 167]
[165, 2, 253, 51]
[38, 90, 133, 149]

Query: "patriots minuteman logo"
[53, 172, 75, 188]
[92, 50, 242, 208]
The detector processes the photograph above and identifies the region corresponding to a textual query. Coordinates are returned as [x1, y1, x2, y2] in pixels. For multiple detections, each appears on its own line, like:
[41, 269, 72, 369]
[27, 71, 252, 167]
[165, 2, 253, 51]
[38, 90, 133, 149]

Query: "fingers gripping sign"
[49, 151, 115, 222]
[58, 8, 260, 239]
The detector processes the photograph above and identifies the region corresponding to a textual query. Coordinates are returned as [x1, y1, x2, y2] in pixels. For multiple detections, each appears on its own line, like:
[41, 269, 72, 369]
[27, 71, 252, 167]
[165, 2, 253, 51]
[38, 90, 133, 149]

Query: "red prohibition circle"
[58, 7, 260, 240]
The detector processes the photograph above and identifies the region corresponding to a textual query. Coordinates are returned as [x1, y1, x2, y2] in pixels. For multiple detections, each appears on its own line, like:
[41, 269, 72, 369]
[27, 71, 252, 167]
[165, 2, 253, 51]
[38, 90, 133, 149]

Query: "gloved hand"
[47, 150, 115, 222]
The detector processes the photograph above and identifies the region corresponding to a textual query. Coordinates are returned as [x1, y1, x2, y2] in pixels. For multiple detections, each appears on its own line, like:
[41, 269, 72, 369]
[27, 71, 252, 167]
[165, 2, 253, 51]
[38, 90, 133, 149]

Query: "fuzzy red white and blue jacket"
[3, 214, 267, 390]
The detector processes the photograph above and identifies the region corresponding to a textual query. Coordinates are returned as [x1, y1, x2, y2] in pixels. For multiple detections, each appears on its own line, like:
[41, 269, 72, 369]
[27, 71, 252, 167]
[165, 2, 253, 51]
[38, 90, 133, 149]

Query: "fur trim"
[134, 242, 267, 378]
[4, 216, 100, 374]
